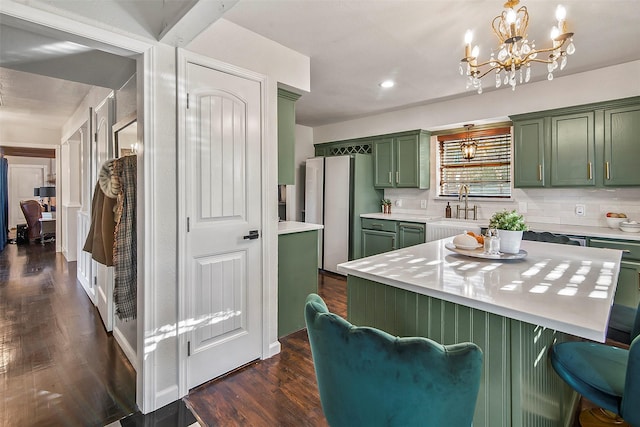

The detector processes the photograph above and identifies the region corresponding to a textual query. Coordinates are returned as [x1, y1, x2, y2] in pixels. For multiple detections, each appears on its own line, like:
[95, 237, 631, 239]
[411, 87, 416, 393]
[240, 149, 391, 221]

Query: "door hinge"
[186, 93, 189, 109]
[187, 217, 190, 232]
[187, 341, 191, 356]
[94, 276, 97, 285]
[94, 132, 98, 143]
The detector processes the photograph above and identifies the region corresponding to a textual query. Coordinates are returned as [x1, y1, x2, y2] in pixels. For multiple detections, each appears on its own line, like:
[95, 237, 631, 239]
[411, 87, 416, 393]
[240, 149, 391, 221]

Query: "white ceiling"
[1, 0, 640, 132]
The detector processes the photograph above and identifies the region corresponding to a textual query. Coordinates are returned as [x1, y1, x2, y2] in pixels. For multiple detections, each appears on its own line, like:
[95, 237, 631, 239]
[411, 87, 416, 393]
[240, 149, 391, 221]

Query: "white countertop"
[337, 238, 623, 342]
[277, 221, 324, 235]
[360, 212, 640, 241]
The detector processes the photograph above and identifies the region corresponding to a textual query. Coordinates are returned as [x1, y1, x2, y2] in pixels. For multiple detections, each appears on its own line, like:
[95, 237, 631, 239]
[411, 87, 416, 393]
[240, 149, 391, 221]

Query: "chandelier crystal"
[460, 0, 575, 94]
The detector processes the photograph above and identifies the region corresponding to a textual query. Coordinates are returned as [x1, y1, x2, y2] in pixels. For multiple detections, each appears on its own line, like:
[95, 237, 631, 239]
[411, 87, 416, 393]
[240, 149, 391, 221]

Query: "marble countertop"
[337, 237, 623, 342]
[277, 221, 323, 235]
[360, 213, 640, 241]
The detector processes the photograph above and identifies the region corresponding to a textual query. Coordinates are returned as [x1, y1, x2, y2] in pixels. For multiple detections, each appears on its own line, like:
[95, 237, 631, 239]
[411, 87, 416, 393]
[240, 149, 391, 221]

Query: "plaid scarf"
[113, 155, 137, 320]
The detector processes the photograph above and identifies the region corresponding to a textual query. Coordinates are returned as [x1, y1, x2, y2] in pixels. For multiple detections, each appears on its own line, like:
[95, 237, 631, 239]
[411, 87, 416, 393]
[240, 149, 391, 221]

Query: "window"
[438, 126, 511, 198]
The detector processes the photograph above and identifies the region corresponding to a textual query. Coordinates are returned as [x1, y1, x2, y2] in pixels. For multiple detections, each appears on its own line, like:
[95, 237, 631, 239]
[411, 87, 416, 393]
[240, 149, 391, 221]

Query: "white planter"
[497, 229, 523, 254]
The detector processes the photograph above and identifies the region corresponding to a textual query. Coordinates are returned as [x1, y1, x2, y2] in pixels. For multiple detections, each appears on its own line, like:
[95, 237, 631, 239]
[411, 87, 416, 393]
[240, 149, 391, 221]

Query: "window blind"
[439, 130, 512, 198]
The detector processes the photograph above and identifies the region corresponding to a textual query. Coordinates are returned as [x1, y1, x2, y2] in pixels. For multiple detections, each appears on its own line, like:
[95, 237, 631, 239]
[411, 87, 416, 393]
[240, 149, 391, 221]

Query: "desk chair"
[304, 293, 483, 427]
[19, 200, 42, 242]
[550, 300, 640, 427]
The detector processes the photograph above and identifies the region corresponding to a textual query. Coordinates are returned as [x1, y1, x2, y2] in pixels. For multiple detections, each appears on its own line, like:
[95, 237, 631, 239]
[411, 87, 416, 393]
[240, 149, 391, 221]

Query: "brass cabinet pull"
[396, 171, 399, 183]
[538, 164, 542, 181]
[588, 162, 592, 180]
[371, 223, 383, 228]
[638, 271, 640, 291]
[388, 171, 392, 183]
[605, 161, 611, 180]
[623, 249, 631, 253]
[391, 237, 396, 249]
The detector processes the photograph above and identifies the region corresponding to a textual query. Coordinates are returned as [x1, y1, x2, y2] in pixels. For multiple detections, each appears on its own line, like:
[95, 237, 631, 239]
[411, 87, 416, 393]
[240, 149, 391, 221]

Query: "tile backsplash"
[385, 187, 640, 228]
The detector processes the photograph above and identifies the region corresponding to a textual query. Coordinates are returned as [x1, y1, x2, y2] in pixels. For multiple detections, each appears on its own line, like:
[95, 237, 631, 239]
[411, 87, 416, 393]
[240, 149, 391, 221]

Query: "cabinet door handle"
[388, 171, 392, 184]
[605, 161, 610, 180]
[391, 237, 396, 249]
[538, 164, 542, 181]
[402, 226, 423, 231]
[396, 171, 399, 183]
[623, 249, 631, 253]
[588, 162, 592, 180]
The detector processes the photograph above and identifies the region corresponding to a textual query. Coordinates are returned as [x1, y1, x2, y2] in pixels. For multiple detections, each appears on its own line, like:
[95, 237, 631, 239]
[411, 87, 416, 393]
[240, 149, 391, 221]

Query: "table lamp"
[39, 186, 56, 212]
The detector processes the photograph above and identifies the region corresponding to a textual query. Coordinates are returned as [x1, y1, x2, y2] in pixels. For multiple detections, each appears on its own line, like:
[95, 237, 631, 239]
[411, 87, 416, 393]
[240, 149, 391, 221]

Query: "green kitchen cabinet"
[589, 238, 640, 308]
[278, 229, 319, 337]
[513, 118, 546, 187]
[604, 104, 640, 186]
[372, 130, 430, 189]
[398, 222, 425, 248]
[512, 96, 640, 189]
[361, 218, 398, 257]
[550, 111, 595, 186]
[278, 88, 301, 185]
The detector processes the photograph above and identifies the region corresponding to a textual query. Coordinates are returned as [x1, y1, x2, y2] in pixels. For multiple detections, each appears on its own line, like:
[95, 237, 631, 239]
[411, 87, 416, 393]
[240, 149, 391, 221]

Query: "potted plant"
[381, 199, 392, 214]
[488, 210, 528, 254]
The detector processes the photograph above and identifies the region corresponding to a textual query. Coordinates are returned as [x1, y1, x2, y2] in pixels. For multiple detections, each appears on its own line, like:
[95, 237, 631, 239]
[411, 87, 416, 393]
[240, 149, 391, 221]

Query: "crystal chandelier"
[461, 124, 477, 160]
[460, 0, 575, 93]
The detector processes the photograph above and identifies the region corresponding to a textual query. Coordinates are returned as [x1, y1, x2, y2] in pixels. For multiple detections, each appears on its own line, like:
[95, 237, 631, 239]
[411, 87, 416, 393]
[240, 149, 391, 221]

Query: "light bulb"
[471, 45, 480, 58]
[506, 8, 517, 24]
[550, 26, 560, 40]
[555, 5, 566, 22]
[465, 30, 473, 45]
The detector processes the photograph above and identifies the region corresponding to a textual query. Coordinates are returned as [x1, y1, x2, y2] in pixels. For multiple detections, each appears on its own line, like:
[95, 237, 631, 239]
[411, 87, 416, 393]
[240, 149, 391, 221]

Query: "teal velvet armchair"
[550, 300, 640, 426]
[304, 293, 483, 427]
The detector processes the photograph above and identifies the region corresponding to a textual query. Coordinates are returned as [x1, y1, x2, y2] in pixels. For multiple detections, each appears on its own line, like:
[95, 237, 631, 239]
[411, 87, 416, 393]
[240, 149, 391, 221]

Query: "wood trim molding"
[0, 146, 56, 158]
[437, 127, 512, 142]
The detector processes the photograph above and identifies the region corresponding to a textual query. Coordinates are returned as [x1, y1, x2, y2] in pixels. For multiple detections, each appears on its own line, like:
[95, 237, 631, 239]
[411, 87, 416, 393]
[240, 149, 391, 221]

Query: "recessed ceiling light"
[379, 80, 395, 88]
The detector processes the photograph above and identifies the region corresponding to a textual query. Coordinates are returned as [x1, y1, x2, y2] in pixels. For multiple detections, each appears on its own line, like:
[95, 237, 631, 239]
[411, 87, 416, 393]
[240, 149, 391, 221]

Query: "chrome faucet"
[456, 184, 477, 220]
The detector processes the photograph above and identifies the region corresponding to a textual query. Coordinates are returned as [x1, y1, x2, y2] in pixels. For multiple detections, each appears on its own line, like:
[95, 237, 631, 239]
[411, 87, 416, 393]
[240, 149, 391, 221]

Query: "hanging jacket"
[83, 160, 119, 266]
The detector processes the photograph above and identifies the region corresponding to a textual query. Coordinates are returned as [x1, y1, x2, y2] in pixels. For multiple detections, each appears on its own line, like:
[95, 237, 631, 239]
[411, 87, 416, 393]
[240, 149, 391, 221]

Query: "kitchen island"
[337, 238, 623, 427]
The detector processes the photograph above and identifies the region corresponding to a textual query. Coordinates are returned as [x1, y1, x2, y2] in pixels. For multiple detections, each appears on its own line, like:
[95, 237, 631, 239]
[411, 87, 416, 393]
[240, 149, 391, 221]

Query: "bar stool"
[549, 301, 640, 427]
[304, 293, 483, 427]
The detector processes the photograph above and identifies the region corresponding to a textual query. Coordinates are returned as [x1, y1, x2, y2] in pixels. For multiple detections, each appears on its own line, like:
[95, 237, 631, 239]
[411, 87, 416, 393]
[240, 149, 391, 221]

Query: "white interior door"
[8, 164, 46, 229]
[185, 62, 263, 388]
[94, 95, 114, 332]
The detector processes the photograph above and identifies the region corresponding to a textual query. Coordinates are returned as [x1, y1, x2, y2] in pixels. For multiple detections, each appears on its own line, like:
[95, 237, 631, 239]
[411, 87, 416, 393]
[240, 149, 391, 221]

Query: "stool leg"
[579, 408, 629, 427]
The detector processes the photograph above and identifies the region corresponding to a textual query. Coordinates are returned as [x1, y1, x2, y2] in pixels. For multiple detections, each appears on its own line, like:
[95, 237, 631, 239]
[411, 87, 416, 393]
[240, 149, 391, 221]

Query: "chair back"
[19, 200, 42, 240]
[621, 335, 640, 426]
[304, 293, 483, 427]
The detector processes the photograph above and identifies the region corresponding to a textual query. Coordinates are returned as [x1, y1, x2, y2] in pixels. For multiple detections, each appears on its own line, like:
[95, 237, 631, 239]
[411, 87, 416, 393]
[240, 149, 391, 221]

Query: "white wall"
[312, 60, 640, 229]
[286, 124, 314, 221]
[314, 61, 640, 143]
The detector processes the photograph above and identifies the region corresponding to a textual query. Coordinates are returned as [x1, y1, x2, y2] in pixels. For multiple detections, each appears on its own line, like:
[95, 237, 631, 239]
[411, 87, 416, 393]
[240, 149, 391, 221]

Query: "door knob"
[243, 230, 260, 240]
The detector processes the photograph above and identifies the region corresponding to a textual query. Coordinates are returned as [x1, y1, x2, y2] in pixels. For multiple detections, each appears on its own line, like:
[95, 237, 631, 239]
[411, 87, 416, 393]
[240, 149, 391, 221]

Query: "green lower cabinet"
[588, 238, 640, 308]
[278, 230, 319, 337]
[347, 276, 577, 427]
[616, 260, 640, 308]
[361, 229, 396, 257]
[398, 222, 425, 248]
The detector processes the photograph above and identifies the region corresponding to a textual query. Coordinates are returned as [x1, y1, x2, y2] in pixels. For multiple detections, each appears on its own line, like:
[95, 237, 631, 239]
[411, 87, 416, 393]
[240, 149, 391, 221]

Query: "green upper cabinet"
[550, 111, 595, 186]
[372, 137, 394, 188]
[604, 104, 640, 186]
[514, 118, 546, 187]
[372, 130, 430, 189]
[512, 96, 640, 188]
[278, 88, 301, 185]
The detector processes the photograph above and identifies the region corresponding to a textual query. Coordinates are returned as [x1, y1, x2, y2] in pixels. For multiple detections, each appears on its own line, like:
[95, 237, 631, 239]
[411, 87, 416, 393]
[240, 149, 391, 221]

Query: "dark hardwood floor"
[0, 240, 136, 427]
[1, 238, 594, 427]
[184, 272, 347, 427]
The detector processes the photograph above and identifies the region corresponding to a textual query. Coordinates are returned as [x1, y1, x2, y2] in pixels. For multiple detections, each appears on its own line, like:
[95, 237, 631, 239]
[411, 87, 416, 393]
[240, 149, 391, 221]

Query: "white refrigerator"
[305, 154, 382, 274]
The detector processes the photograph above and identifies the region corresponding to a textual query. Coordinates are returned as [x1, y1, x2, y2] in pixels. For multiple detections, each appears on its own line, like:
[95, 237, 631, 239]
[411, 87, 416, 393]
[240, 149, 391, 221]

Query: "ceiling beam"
[158, 0, 239, 46]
